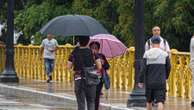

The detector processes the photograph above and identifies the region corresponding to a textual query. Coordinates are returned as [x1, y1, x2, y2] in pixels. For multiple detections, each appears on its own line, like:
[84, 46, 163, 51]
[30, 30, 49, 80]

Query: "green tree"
[152, 0, 194, 50]
[1, 0, 194, 50]
[113, 0, 134, 46]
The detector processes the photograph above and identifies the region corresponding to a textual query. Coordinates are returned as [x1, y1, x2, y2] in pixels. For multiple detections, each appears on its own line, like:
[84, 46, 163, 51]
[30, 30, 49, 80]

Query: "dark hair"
[89, 41, 100, 49]
[151, 37, 161, 44]
[1, 28, 5, 33]
[78, 36, 90, 46]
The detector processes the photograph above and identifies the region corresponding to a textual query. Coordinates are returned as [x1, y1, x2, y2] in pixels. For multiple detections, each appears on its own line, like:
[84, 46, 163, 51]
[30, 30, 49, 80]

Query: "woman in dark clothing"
[89, 41, 110, 110]
[67, 36, 102, 110]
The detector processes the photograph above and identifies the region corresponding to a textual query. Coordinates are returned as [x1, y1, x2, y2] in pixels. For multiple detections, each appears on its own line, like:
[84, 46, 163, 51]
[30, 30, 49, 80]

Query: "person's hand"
[138, 83, 144, 88]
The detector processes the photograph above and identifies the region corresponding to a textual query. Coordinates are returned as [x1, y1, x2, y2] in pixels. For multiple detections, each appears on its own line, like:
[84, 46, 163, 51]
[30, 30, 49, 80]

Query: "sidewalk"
[0, 79, 192, 110]
[0, 94, 75, 110]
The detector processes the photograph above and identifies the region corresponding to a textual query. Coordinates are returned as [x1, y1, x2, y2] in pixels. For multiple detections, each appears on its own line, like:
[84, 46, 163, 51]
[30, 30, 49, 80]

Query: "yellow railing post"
[0, 45, 5, 72]
[18, 44, 23, 77]
[109, 58, 117, 89]
[128, 47, 135, 90]
[167, 49, 178, 97]
[184, 55, 192, 99]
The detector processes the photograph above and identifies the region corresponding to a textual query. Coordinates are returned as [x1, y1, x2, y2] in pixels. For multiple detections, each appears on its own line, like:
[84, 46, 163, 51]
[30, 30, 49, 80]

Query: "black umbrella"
[40, 15, 109, 37]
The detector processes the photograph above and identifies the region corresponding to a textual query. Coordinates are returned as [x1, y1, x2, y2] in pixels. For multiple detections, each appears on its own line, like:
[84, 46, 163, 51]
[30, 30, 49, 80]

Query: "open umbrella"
[40, 15, 108, 37]
[90, 34, 127, 58]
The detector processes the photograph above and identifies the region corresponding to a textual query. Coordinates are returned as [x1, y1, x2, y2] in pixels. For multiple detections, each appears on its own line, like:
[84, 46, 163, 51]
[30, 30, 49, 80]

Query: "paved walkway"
[0, 94, 77, 110]
[0, 79, 193, 110]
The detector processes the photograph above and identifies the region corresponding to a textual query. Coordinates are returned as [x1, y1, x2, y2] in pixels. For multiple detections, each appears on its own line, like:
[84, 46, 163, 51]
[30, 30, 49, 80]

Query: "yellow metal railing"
[14, 44, 74, 82]
[0, 45, 192, 99]
[0, 45, 5, 72]
[167, 49, 192, 99]
[13, 44, 135, 90]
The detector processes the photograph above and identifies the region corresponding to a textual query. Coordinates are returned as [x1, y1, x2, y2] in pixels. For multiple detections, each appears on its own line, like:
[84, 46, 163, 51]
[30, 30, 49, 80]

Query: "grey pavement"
[0, 94, 76, 110]
[0, 79, 193, 110]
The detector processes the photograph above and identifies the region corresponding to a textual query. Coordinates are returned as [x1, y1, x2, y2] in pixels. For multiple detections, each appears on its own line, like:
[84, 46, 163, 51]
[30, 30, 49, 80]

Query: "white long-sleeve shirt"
[145, 36, 170, 53]
[190, 37, 194, 70]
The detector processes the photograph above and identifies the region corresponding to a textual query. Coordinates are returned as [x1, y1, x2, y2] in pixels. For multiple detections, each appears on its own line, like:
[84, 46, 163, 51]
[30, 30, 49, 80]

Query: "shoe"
[49, 76, 52, 81]
[47, 79, 50, 83]
[192, 100, 194, 106]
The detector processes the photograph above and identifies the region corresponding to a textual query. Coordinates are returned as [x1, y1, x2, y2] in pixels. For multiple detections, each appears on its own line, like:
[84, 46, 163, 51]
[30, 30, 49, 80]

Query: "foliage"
[33, 32, 42, 45]
[1, 0, 194, 50]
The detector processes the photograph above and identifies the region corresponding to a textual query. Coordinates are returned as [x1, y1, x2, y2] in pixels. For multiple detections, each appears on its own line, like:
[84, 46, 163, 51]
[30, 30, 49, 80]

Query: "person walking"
[0, 28, 6, 46]
[40, 34, 58, 83]
[89, 41, 110, 110]
[145, 26, 170, 53]
[189, 35, 194, 106]
[138, 37, 171, 110]
[67, 36, 102, 110]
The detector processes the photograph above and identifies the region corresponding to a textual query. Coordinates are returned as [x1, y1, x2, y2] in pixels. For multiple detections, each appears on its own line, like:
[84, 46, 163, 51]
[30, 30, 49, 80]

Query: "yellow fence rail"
[0, 46, 5, 72]
[0, 45, 192, 99]
[167, 49, 192, 99]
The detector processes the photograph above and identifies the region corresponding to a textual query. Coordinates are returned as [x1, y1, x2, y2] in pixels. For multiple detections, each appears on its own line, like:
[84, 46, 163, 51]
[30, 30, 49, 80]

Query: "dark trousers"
[74, 79, 96, 110]
[95, 79, 103, 110]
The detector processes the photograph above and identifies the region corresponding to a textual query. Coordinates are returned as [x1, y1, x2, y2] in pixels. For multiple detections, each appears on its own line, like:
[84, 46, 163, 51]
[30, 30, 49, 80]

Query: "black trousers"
[95, 79, 103, 110]
[74, 79, 97, 110]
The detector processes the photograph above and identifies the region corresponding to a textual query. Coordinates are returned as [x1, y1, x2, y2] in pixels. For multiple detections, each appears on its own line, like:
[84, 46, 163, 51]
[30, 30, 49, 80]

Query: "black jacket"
[139, 48, 171, 89]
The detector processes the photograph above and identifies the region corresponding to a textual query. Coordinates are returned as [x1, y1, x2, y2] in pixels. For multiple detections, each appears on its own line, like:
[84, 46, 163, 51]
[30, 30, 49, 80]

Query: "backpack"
[147, 37, 167, 51]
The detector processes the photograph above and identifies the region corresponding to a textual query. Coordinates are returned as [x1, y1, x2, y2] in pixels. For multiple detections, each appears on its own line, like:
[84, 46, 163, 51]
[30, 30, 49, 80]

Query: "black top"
[68, 47, 99, 71]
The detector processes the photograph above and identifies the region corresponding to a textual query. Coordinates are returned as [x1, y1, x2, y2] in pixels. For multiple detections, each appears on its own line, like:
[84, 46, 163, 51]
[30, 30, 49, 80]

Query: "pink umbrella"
[90, 34, 127, 58]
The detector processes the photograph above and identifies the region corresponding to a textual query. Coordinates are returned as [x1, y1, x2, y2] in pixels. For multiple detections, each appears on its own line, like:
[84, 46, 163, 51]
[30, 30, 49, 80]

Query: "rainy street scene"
[1, 0, 194, 110]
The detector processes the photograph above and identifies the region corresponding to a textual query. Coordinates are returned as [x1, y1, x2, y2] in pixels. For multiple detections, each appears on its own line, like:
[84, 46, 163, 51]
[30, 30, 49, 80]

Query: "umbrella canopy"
[40, 15, 108, 37]
[90, 34, 127, 58]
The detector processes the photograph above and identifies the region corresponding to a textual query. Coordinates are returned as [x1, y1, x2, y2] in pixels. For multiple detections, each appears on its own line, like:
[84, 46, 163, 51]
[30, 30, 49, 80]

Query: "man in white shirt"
[190, 35, 194, 106]
[0, 23, 5, 36]
[40, 34, 58, 83]
[145, 26, 170, 53]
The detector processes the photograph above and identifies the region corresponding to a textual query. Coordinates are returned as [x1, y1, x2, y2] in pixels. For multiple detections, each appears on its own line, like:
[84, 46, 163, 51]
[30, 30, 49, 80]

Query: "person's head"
[78, 36, 90, 47]
[151, 37, 161, 48]
[1, 28, 6, 34]
[47, 33, 53, 40]
[152, 26, 161, 36]
[89, 41, 100, 54]
[0, 28, 6, 39]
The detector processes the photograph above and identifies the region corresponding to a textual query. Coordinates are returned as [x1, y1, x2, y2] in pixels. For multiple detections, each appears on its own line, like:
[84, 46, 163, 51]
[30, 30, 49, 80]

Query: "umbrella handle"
[73, 36, 75, 45]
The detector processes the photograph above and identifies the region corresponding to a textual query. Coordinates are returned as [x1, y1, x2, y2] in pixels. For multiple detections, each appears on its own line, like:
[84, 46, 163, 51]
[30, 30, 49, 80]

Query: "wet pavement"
[0, 94, 76, 110]
[5, 80, 134, 109]
[0, 79, 193, 110]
